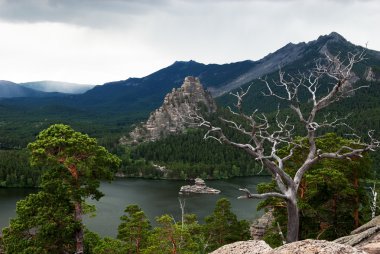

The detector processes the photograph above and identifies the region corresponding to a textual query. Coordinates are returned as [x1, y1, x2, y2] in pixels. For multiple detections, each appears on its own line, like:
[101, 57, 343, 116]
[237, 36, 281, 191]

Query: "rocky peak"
[121, 76, 216, 144]
[316, 32, 348, 44]
[327, 32, 347, 42]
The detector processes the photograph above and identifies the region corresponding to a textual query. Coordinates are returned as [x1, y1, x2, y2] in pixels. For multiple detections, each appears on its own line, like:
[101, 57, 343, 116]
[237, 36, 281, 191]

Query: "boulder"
[334, 215, 380, 254]
[269, 239, 368, 254]
[209, 240, 272, 254]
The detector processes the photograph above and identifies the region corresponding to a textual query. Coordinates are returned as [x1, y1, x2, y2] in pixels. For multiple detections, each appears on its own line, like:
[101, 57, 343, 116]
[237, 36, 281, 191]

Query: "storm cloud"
[0, 0, 379, 84]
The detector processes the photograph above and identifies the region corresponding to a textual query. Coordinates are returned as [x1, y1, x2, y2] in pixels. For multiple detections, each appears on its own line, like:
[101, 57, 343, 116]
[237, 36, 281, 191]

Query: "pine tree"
[2, 124, 120, 254]
[117, 204, 151, 253]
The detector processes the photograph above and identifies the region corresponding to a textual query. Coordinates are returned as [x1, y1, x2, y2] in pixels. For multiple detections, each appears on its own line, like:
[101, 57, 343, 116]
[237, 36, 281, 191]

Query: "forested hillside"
[1, 32, 380, 186]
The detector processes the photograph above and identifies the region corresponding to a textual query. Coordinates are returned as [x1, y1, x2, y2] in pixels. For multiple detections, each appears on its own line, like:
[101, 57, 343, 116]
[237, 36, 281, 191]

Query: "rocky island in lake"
[179, 178, 221, 194]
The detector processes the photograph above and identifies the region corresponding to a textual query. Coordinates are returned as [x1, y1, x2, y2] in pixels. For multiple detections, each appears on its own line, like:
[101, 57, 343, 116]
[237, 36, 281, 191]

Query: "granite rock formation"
[211, 239, 367, 254]
[250, 209, 275, 240]
[121, 76, 216, 144]
[334, 215, 380, 254]
[268, 239, 368, 254]
[365, 67, 380, 82]
[209, 240, 272, 254]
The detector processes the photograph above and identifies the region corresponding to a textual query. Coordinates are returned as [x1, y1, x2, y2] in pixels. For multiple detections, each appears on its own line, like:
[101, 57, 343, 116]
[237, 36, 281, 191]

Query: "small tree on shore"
[117, 204, 151, 253]
[191, 51, 379, 242]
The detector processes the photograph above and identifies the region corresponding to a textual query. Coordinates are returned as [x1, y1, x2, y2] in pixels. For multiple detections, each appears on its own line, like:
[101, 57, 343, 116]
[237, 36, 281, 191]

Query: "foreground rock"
[179, 178, 220, 194]
[335, 215, 380, 254]
[209, 240, 272, 254]
[122, 76, 217, 144]
[211, 239, 368, 254]
[269, 239, 368, 254]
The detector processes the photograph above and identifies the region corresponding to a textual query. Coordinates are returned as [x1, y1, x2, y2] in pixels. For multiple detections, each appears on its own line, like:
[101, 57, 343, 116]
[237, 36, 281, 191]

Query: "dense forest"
[2, 80, 380, 186]
[1, 125, 378, 254]
[0, 125, 251, 254]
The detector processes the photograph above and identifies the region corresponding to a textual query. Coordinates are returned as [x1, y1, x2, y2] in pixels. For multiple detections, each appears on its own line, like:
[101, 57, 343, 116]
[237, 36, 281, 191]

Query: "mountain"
[122, 76, 217, 143]
[76, 60, 255, 113]
[3, 32, 379, 115]
[77, 32, 380, 114]
[0, 80, 58, 98]
[217, 32, 380, 112]
[214, 32, 380, 97]
[20, 81, 94, 94]
[1, 32, 380, 149]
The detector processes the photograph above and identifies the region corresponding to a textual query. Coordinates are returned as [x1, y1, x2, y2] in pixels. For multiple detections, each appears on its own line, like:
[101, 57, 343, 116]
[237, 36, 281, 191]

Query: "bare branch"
[238, 188, 286, 199]
[229, 85, 251, 112]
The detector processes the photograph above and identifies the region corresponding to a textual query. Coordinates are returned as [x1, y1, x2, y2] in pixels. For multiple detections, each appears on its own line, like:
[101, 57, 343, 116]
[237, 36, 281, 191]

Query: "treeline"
[0, 149, 40, 187]
[125, 128, 262, 179]
[85, 199, 250, 254]
[1, 197, 250, 254]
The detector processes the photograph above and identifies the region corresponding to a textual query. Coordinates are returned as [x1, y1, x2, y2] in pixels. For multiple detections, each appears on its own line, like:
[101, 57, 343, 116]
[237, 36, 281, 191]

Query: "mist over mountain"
[0, 80, 65, 98]
[20, 81, 94, 94]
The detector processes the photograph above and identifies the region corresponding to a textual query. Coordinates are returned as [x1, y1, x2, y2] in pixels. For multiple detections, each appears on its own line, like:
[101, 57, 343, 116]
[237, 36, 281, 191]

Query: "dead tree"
[369, 182, 378, 219]
[191, 50, 379, 243]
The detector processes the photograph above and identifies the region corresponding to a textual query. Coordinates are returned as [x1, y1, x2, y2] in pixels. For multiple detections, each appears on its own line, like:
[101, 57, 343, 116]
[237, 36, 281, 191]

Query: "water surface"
[0, 177, 270, 237]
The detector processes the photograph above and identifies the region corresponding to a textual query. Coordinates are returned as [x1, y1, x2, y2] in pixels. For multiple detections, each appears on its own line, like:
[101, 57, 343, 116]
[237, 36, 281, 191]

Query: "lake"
[0, 176, 270, 237]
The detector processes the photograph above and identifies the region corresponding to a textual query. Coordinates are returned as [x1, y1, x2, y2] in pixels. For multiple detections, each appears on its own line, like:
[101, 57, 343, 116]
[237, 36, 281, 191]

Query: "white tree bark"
[369, 182, 378, 219]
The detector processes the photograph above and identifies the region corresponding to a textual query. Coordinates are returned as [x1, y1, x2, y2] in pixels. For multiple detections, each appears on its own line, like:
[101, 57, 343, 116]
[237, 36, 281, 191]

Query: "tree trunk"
[286, 194, 299, 243]
[75, 202, 84, 254]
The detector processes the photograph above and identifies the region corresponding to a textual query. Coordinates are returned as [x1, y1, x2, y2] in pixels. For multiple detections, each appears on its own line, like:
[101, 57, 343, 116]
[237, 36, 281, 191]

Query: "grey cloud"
[0, 0, 170, 27]
[0, 0, 376, 28]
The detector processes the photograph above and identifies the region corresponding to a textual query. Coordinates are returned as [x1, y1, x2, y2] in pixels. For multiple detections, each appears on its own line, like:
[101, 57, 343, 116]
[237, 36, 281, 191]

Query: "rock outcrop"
[211, 239, 367, 254]
[121, 76, 216, 144]
[250, 209, 275, 240]
[335, 215, 380, 254]
[269, 239, 368, 254]
[209, 240, 272, 254]
[213, 216, 380, 254]
[179, 178, 220, 194]
[365, 67, 380, 82]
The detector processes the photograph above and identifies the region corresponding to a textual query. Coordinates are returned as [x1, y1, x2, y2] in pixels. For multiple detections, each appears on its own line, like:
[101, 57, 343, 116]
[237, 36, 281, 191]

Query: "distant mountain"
[77, 59, 256, 112]
[20, 81, 94, 94]
[3, 32, 380, 116]
[0, 80, 56, 98]
[75, 32, 378, 114]
[217, 32, 380, 112]
[0, 33, 380, 151]
[212, 32, 380, 97]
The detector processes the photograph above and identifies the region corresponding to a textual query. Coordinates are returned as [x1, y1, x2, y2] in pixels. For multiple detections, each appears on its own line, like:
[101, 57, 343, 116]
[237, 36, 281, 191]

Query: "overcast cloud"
[0, 0, 379, 84]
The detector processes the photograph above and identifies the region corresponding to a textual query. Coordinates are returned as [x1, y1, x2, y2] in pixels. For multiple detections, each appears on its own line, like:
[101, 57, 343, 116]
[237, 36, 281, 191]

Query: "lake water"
[0, 176, 270, 237]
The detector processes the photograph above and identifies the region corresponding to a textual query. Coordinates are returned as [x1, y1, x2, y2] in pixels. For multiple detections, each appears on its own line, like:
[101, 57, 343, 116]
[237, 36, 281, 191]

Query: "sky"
[0, 0, 379, 85]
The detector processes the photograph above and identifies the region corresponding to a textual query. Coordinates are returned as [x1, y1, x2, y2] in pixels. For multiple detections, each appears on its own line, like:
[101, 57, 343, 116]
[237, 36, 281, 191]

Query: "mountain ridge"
[1, 32, 380, 119]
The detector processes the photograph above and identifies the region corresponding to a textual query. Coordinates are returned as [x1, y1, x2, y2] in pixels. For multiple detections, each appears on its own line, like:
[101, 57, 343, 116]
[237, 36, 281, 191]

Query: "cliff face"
[123, 76, 216, 143]
[365, 67, 380, 82]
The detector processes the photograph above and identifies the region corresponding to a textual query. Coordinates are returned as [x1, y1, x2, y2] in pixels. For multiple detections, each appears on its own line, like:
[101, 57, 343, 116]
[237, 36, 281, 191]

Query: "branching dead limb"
[189, 50, 377, 243]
